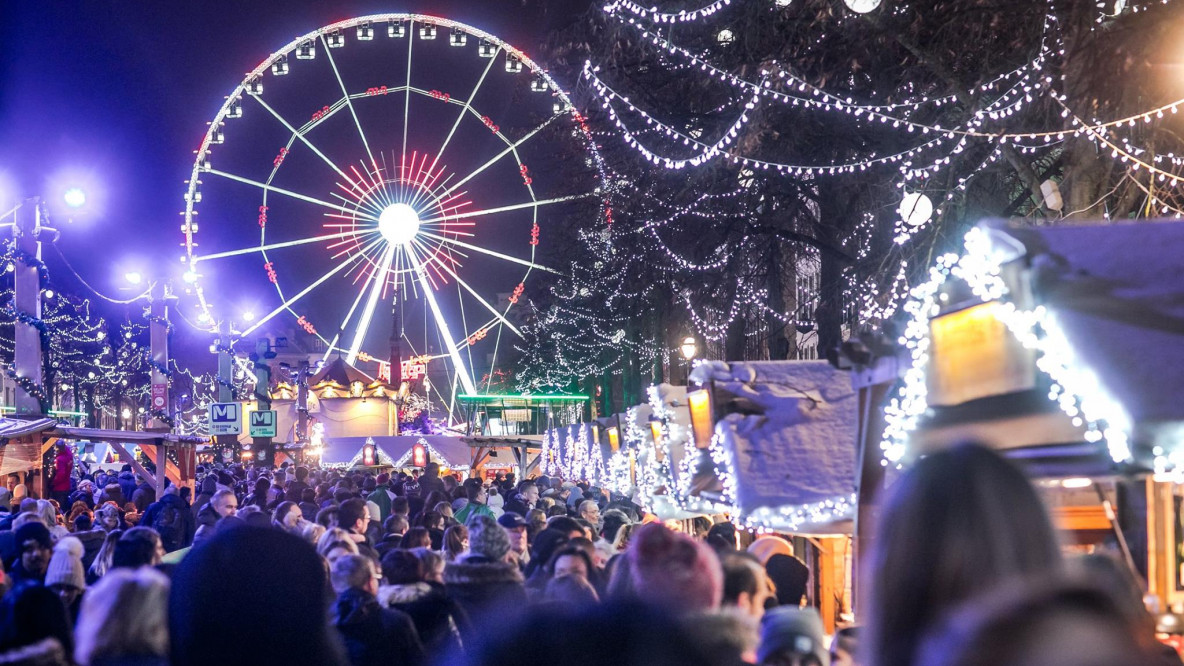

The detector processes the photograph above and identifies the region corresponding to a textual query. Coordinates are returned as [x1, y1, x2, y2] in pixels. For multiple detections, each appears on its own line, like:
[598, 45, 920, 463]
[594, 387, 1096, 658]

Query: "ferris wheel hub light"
[378, 203, 421, 245]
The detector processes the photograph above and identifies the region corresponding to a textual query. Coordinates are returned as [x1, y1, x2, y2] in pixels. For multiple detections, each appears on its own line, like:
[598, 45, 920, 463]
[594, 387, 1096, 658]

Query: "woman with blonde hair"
[74, 567, 170, 666]
[443, 524, 469, 562]
[302, 521, 327, 546]
[86, 530, 121, 585]
[316, 527, 359, 563]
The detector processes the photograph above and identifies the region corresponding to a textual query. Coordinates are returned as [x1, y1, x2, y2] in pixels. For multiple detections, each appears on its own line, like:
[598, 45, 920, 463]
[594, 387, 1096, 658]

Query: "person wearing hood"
[115, 467, 137, 506]
[97, 483, 125, 509]
[417, 462, 446, 497]
[191, 476, 217, 523]
[331, 553, 425, 666]
[444, 514, 527, 642]
[9, 523, 53, 590]
[139, 485, 195, 552]
[378, 549, 465, 656]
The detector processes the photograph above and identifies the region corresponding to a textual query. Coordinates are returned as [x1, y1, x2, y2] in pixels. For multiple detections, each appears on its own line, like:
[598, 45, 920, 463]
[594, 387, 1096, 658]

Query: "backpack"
[152, 502, 182, 551]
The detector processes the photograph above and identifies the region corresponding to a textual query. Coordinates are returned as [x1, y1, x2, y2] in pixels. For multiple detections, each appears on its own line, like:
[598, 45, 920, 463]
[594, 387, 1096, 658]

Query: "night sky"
[0, 0, 597, 372]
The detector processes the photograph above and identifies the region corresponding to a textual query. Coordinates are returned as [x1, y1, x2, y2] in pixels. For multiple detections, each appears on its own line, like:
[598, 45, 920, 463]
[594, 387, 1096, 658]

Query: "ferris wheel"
[180, 14, 608, 402]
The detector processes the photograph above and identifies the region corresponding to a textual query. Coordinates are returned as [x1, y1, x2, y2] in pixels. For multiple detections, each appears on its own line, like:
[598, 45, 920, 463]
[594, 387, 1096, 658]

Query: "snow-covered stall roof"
[693, 361, 857, 534]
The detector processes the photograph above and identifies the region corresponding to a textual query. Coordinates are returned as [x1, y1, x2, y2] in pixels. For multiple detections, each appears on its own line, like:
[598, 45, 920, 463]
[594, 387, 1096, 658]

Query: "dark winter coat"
[195, 502, 221, 530]
[74, 529, 108, 571]
[140, 493, 195, 552]
[332, 587, 425, 666]
[131, 483, 156, 513]
[116, 472, 138, 505]
[378, 582, 465, 656]
[416, 474, 445, 498]
[97, 485, 125, 508]
[66, 488, 94, 510]
[443, 555, 527, 643]
[501, 496, 533, 518]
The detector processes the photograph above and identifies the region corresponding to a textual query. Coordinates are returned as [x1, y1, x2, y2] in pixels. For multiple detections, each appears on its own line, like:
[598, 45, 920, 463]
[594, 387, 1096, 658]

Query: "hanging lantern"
[844, 0, 882, 13]
[412, 441, 427, 467]
[898, 192, 933, 227]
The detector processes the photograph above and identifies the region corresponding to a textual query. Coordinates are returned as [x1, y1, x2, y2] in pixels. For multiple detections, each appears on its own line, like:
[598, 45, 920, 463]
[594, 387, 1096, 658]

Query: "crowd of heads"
[0, 441, 1174, 665]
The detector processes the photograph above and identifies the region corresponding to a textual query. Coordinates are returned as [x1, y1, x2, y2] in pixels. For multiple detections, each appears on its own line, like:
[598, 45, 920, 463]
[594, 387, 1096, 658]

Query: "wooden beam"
[108, 441, 156, 491]
[471, 446, 491, 470]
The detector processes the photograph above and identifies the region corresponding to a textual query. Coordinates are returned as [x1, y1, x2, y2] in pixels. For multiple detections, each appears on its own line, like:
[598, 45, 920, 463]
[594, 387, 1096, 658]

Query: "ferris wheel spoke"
[320, 238, 388, 364]
[400, 21, 415, 186]
[248, 95, 356, 186]
[406, 248, 478, 395]
[412, 239, 523, 338]
[207, 169, 377, 220]
[345, 245, 395, 365]
[238, 248, 365, 338]
[417, 192, 595, 225]
[195, 229, 368, 263]
[320, 34, 377, 169]
[436, 111, 565, 199]
[427, 46, 501, 176]
[418, 230, 558, 274]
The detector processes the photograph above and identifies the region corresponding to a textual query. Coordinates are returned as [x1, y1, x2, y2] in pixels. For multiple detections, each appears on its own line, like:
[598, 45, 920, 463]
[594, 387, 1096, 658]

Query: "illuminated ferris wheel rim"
[179, 13, 610, 393]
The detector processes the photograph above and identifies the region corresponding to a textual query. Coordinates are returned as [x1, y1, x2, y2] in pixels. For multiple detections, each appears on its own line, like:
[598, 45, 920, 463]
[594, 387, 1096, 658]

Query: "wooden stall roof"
[50, 426, 206, 446]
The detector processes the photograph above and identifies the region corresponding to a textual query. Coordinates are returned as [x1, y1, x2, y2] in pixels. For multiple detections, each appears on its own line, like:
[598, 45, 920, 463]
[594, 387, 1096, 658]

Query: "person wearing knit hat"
[747, 535, 794, 566]
[45, 536, 85, 620]
[627, 522, 723, 614]
[756, 607, 829, 665]
[10, 522, 53, 588]
[444, 514, 527, 643]
[465, 513, 511, 561]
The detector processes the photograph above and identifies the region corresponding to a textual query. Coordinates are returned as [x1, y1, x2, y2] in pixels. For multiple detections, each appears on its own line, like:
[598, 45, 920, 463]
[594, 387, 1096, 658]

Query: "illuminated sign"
[687, 389, 713, 449]
[362, 439, 377, 466]
[928, 301, 1036, 406]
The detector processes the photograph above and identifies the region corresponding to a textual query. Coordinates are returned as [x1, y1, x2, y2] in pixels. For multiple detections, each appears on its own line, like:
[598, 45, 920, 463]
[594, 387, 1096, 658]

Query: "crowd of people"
[0, 441, 1175, 665]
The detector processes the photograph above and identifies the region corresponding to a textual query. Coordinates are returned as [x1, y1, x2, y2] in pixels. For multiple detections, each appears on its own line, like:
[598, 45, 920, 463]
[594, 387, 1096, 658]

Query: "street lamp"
[680, 336, 698, 361]
[63, 188, 87, 209]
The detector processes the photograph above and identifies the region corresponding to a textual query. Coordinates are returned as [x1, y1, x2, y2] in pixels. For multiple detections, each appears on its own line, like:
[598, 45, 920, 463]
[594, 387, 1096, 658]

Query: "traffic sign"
[208, 402, 242, 436]
[249, 410, 278, 438]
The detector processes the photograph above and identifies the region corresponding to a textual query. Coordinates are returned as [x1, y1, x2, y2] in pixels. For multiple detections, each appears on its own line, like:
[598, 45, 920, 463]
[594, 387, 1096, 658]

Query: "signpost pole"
[251, 338, 273, 466]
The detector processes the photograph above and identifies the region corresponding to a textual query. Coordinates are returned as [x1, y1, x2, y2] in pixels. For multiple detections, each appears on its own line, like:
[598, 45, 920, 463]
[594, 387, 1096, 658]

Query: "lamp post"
[679, 335, 698, 384]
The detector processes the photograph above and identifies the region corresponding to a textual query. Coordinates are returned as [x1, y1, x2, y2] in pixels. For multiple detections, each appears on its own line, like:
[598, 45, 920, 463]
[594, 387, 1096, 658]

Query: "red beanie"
[627, 522, 722, 613]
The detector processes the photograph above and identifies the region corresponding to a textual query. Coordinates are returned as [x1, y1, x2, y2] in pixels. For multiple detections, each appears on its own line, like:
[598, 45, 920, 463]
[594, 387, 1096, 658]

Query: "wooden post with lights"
[147, 281, 173, 432]
[13, 198, 45, 417]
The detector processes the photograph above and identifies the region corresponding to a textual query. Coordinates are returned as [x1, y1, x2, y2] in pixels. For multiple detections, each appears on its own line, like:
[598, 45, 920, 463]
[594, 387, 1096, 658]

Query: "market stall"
[878, 219, 1184, 609]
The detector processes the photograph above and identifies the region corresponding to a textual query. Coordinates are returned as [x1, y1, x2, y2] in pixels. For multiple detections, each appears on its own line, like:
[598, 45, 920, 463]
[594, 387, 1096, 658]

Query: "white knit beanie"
[45, 536, 86, 590]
